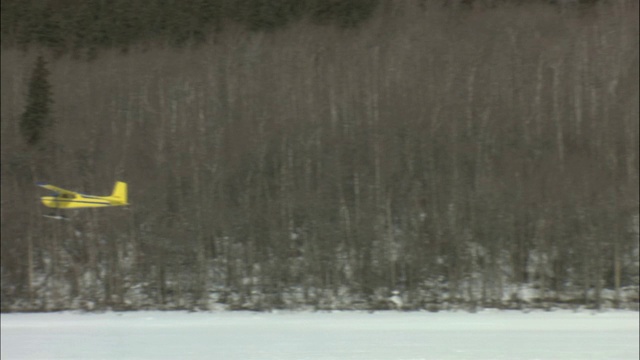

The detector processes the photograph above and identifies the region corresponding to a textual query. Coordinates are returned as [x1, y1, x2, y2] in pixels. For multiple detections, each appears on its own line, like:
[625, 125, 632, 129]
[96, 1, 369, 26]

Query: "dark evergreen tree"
[20, 56, 54, 147]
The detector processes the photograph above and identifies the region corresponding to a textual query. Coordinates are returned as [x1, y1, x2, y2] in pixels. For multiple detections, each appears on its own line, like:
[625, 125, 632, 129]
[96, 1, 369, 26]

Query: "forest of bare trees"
[1, 0, 638, 312]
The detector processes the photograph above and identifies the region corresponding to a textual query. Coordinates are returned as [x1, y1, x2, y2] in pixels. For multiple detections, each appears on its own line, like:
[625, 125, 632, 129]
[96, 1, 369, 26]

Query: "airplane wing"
[36, 183, 78, 196]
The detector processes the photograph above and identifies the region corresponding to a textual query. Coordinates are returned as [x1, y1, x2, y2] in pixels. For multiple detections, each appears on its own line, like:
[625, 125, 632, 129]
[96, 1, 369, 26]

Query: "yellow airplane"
[38, 181, 129, 210]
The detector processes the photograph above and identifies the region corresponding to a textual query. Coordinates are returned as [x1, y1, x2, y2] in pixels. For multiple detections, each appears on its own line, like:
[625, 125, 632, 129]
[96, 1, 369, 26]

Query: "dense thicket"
[1, 0, 638, 312]
[19, 56, 54, 147]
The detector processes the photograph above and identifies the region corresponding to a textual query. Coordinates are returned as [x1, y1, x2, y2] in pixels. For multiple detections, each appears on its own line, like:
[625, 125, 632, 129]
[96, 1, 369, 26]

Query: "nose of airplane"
[41, 197, 54, 208]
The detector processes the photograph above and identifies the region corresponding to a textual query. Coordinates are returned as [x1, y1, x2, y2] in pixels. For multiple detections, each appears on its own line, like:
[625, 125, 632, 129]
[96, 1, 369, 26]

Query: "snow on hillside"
[1, 310, 638, 360]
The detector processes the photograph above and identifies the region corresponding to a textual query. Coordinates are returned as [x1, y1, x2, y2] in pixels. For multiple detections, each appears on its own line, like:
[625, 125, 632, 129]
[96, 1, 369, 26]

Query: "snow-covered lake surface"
[1, 310, 638, 360]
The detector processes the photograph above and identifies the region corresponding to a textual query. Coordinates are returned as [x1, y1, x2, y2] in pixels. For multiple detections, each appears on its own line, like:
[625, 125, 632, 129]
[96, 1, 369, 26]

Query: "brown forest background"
[1, 0, 639, 311]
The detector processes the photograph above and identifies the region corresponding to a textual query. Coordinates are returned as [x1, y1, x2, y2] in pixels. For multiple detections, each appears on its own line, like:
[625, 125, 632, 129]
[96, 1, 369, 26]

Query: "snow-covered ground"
[1, 310, 638, 360]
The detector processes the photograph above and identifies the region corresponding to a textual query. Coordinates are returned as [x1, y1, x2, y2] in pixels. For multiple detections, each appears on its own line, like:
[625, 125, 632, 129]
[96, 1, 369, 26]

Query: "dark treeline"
[0, 0, 612, 58]
[1, 0, 638, 312]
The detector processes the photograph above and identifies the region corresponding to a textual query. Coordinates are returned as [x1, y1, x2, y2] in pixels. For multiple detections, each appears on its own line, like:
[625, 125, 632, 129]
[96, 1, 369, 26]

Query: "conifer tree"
[20, 55, 53, 147]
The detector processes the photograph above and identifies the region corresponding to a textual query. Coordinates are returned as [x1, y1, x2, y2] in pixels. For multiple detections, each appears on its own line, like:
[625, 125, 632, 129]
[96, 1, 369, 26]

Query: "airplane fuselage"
[41, 195, 126, 209]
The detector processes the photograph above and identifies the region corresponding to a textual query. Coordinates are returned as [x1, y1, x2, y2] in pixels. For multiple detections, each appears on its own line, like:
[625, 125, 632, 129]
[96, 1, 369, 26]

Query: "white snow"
[1, 310, 638, 360]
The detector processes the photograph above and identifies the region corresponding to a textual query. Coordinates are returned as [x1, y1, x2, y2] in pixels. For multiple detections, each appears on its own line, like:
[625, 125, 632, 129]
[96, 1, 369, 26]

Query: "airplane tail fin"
[111, 181, 128, 205]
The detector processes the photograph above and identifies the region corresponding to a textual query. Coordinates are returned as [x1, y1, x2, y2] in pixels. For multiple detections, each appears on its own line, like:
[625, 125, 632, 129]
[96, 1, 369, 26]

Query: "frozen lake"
[1, 310, 638, 360]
